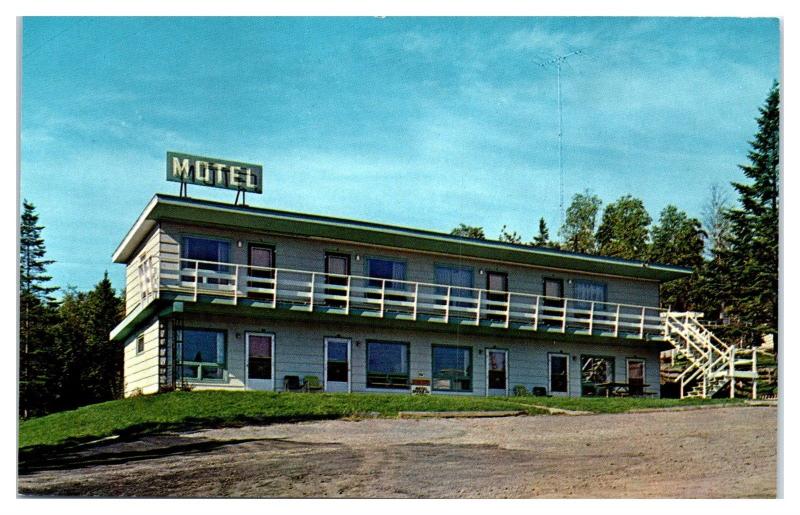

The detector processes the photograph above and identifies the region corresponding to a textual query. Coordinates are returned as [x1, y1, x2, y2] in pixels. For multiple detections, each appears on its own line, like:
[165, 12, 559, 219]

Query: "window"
[435, 265, 474, 306]
[326, 339, 349, 383]
[573, 280, 607, 312]
[580, 355, 615, 396]
[367, 258, 406, 290]
[181, 236, 231, 283]
[180, 329, 226, 381]
[366, 341, 409, 388]
[432, 345, 472, 391]
[136, 335, 145, 354]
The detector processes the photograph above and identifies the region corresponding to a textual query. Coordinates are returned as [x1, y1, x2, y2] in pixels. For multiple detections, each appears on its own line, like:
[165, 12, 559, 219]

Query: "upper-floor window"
[367, 258, 406, 290]
[435, 264, 474, 305]
[182, 236, 231, 272]
[573, 280, 607, 303]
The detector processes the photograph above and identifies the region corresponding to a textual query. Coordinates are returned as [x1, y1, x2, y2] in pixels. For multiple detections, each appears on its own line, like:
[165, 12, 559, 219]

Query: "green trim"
[431, 344, 474, 392]
[115, 194, 691, 282]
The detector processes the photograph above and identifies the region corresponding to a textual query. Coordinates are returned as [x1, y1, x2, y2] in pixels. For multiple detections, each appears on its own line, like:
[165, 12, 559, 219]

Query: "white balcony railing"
[143, 256, 666, 340]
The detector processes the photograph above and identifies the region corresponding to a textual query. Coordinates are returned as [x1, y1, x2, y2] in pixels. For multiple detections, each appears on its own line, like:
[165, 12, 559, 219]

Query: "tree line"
[19, 199, 124, 418]
[451, 82, 779, 350]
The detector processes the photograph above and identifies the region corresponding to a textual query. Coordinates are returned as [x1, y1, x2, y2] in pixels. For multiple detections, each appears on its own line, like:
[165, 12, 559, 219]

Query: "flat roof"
[112, 193, 692, 282]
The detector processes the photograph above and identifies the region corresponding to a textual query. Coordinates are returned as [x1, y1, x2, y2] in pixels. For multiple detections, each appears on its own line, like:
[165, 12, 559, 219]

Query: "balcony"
[136, 255, 667, 341]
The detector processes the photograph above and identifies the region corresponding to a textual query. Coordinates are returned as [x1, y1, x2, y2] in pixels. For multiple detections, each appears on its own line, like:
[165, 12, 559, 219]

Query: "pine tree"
[716, 82, 780, 348]
[498, 225, 523, 244]
[82, 272, 125, 403]
[596, 195, 652, 260]
[559, 190, 601, 254]
[532, 218, 552, 247]
[648, 205, 706, 311]
[19, 200, 59, 418]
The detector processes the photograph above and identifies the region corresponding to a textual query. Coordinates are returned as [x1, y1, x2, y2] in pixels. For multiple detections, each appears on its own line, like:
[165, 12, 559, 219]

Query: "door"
[248, 245, 275, 300]
[324, 253, 350, 307]
[246, 332, 274, 390]
[324, 337, 351, 392]
[486, 349, 509, 396]
[549, 353, 569, 396]
[542, 278, 565, 327]
[485, 272, 509, 322]
[627, 359, 645, 396]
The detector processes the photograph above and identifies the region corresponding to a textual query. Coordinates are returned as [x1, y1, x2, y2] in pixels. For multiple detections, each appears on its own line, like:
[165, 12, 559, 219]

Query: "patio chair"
[303, 375, 324, 393]
[283, 375, 303, 392]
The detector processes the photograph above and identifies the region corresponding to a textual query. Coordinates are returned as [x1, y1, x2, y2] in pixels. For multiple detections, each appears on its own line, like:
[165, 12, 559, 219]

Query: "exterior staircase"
[664, 312, 759, 399]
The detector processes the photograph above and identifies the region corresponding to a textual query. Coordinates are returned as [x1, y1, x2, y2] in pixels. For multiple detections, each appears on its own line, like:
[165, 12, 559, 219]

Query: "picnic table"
[597, 382, 651, 397]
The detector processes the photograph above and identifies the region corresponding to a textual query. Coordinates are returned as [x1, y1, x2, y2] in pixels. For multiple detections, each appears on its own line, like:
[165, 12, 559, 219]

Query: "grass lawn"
[18, 391, 743, 452]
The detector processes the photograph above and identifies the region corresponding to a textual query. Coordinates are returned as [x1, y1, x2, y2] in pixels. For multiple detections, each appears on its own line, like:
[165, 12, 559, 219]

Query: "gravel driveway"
[18, 406, 777, 498]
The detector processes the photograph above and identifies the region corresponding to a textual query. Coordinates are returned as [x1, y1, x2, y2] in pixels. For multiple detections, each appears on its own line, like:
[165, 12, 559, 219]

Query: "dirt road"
[18, 406, 776, 498]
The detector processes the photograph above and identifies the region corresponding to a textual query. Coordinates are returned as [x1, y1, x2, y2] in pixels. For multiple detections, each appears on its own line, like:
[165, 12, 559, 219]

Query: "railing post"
[380, 279, 386, 318]
[639, 306, 646, 339]
[752, 347, 758, 400]
[561, 299, 567, 333]
[309, 272, 316, 312]
[233, 264, 239, 305]
[444, 286, 451, 323]
[476, 290, 482, 326]
[532, 296, 540, 331]
[505, 292, 511, 329]
[272, 269, 278, 309]
[345, 275, 351, 315]
[412, 282, 419, 321]
[614, 304, 620, 338]
[193, 260, 199, 302]
[588, 301, 595, 334]
[729, 346, 735, 398]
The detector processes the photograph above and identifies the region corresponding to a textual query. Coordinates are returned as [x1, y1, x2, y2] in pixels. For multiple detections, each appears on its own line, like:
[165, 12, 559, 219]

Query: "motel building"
[109, 154, 760, 400]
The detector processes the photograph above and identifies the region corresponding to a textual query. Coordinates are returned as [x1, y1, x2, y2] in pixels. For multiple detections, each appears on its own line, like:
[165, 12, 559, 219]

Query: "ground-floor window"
[180, 328, 226, 381]
[366, 341, 409, 388]
[549, 353, 569, 393]
[432, 345, 472, 391]
[580, 355, 615, 396]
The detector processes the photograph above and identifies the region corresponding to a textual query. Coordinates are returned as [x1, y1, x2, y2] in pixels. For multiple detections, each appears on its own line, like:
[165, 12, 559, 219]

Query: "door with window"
[485, 271, 509, 322]
[486, 349, 508, 396]
[247, 245, 275, 301]
[542, 278, 565, 327]
[324, 253, 350, 308]
[246, 332, 274, 391]
[324, 337, 351, 392]
[549, 353, 569, 396]
[627, 359, 645, 396]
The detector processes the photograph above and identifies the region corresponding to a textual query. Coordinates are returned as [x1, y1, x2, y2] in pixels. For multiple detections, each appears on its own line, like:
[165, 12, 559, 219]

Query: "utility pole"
[540, 50, 582, 228]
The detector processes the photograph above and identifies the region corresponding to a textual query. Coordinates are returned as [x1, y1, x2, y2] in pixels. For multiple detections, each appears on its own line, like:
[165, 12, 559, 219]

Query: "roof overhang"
[112, 194, 692, 283]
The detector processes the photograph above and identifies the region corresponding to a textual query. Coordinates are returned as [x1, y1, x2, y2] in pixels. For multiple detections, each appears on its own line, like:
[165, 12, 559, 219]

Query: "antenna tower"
[539, 50, 582, 228]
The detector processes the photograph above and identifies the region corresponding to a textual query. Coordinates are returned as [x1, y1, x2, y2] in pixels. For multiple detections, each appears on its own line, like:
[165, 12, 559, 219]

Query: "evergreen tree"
[648, 205, 706, 311]
[532, 217, 552, 247]
[450, 224, 486, 239]
[19, 200, 59, 418]
[559, 190, 601, 254]
[596, 195, 652, 260]
[498, 225, 522, 244]
[716, 82, 780, 348]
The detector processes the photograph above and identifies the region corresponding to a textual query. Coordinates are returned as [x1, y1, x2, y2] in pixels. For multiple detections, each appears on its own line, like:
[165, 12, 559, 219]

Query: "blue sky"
[20, 17, 780, 293]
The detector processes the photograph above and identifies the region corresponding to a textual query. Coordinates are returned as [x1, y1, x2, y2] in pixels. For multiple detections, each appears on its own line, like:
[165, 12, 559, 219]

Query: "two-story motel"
[109, 193, 692, 398]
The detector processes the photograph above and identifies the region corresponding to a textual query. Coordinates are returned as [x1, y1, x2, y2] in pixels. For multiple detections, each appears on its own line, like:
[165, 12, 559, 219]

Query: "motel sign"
[166, 151, 263, 194]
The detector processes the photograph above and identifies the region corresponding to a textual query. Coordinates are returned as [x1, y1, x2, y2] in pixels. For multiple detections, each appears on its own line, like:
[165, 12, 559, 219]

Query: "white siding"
[123, 318, 160, 397]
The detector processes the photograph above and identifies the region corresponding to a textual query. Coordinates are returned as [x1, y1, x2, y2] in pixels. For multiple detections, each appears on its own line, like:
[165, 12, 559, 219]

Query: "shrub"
[512, 385, 529, 397]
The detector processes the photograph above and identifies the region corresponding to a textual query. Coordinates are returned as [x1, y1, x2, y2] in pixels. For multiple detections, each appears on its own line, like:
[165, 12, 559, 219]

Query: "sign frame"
[166, 151, 263, 194]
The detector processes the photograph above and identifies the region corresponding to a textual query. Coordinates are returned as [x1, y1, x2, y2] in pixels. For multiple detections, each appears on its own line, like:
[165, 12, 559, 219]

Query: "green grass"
[506, 395, 744, 414]
[18, 391, 744, 452]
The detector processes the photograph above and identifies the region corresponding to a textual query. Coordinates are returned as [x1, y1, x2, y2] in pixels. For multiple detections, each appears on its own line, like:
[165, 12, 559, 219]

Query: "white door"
[486, 349, 509, 396]
[246, 332, 274, 391]
[324, 337, 351, 393]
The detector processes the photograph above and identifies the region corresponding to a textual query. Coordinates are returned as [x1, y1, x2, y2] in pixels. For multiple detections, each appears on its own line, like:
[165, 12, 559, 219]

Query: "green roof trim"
[113, 193, 691, 282]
